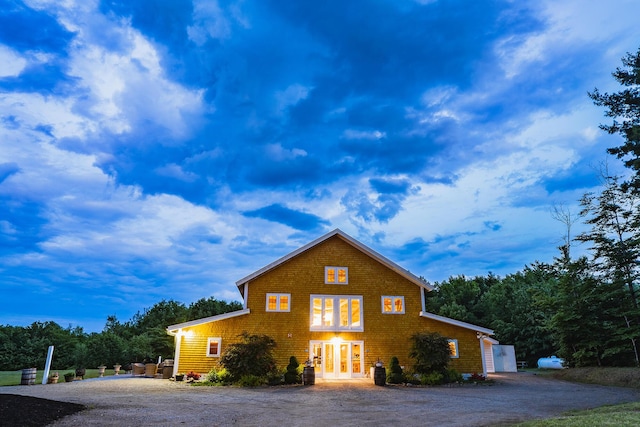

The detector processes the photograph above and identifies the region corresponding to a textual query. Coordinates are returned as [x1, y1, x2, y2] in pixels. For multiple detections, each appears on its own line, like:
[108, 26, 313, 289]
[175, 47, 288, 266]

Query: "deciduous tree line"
[0, 297, 241, 371]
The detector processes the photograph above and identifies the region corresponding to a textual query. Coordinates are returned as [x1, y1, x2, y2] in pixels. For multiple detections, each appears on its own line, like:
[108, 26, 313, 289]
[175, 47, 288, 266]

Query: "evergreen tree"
[576, 173, 640, 365]
[589, 48, 640, 191]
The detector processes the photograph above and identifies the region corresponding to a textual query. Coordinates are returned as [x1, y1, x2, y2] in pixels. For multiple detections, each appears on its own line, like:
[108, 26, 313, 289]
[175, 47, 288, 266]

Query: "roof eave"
[166, 308, 251, 332]
[235, 228, 433, 292]
[420, 311, 494, 335]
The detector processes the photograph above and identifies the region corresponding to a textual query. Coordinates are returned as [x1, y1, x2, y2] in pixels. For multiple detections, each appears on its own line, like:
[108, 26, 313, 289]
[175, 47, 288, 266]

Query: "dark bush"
[284, 356, 301, 384]
[219, 332, 277, 382]
[387, 356, 404, 384]
[409, 331, 451, 375]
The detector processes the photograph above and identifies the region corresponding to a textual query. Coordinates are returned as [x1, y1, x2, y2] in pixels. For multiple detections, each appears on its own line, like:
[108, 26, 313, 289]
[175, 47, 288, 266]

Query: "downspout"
[420, 287, 426, 313]
[243, 282, 249, 309]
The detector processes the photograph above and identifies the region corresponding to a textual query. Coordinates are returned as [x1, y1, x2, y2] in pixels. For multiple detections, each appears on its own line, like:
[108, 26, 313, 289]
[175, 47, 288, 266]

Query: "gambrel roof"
[235, 228, 433, 298]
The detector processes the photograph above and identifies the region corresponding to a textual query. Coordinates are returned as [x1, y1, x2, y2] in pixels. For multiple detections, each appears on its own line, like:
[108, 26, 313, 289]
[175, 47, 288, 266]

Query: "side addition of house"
[167, 229, 496, 378]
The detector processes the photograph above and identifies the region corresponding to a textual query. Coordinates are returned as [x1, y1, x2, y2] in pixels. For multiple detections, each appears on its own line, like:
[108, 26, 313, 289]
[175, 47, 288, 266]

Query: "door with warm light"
[310, 341, 363, 379]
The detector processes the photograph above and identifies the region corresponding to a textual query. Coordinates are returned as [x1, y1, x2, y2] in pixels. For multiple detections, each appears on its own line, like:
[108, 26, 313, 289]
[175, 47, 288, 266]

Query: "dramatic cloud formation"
[1, 0, 639, 331]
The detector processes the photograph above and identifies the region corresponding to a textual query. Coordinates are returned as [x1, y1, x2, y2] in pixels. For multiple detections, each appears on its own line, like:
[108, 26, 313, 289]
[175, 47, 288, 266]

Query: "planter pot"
[113, 364, 121, 375]
[175, 374, 184, 381]
[144, 363, 158, 378]
[97, 366, 107, 377]
[64, 375, 74, 383]
[47, 376, 59, 384]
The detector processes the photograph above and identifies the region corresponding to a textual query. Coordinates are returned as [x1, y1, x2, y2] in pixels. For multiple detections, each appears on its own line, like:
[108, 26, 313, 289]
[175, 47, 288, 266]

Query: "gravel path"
[1, 372, 639, 426]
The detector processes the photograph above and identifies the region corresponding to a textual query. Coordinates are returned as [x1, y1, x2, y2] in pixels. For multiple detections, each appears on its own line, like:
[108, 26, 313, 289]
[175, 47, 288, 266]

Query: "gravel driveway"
[2, 372, 639, 426]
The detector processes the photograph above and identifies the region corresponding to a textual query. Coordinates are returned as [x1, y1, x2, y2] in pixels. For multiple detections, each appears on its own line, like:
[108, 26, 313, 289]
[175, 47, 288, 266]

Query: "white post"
[172, 330, 182, 377]
[478, 336, 487, 378]
[42, 345, 54, 385]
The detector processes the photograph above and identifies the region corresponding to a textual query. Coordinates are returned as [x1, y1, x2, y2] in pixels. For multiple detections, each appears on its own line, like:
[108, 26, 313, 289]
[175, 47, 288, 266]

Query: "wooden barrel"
[162, 366, 173, 379]
[374, 366, 386, 386]
[21, 368, 37, 385]
[302, 366, 315, 385]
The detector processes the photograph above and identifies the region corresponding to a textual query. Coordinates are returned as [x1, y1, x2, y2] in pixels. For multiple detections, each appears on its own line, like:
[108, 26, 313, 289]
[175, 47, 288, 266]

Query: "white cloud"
[0, 45, 27, 77]
[274, 83, 312, 115]
[265, 143, 307, 161]
[187, 0, 231, 45]
[342, 129, 386, 140]
[495, 0, 640, 80]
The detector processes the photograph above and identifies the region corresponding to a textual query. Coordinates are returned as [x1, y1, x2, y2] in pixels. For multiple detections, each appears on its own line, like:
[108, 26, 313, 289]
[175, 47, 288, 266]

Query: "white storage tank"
[537, 355, 564, 369]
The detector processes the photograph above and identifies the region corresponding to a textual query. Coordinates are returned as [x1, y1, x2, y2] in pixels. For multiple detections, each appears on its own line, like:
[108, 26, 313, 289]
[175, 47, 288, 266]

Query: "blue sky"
[1, 0, 638, 332]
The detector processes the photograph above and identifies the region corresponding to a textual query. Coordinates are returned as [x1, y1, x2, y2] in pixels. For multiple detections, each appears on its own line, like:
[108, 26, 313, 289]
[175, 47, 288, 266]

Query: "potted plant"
[97, 365, 107, 377]
[64, 372, 75, 382]
[175, 373, 185, 381]
[47, 372, 59, 384]
[113, 364, 122, 375]
[186, 371, 201, 382]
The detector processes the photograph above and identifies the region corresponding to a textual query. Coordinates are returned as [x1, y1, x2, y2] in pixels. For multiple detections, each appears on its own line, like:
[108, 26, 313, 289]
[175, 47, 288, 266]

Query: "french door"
[310, 341, 363, 379]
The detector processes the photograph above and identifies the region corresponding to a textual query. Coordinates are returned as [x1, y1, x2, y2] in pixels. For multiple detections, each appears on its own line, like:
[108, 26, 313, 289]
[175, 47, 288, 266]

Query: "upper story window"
[381, 296, 405, 314]
[310, 295, 363, 331]
[266, 293, 290, 312]
[207, 337, 222, 357]
[325, 266, 348, 284]
[448, 339, 459, 358]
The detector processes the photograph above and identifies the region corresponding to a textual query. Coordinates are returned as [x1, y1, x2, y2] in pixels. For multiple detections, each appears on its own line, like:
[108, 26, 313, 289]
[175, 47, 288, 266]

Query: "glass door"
[338, 343, 350, 378]
[312, 341, 364, 378]
[324, 343, 335, 377]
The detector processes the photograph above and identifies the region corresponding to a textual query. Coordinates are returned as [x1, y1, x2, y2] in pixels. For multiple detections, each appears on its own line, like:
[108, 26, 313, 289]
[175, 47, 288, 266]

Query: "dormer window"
[325, 266, 348, 284]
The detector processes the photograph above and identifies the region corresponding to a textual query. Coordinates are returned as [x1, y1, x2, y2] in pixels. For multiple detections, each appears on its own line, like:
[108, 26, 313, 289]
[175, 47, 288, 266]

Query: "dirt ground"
[1, 372, 639, 426]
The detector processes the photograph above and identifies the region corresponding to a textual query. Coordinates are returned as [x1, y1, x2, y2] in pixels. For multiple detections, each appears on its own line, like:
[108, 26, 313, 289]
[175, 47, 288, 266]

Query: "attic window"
[325, 266, 348, 284]
[381, 296, 405, 314]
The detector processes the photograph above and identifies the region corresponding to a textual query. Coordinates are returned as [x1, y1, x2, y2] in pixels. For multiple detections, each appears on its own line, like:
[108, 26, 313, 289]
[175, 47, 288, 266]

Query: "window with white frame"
[310, 295, 363, 331]
[207, 337, 222, 357]
[448, 339, 459, 358]
[266, 293, 290, 312]
[381, 296, 405, 314]
[325, 266, 348, 284]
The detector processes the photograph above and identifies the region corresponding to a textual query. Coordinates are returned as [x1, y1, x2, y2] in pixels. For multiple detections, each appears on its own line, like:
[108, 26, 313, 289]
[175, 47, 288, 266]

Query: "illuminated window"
[325, 266, 348, 284]
[381, 296, 405, 314]
[448, 339, 459, 358]
[207, 337, 222, 357]
[310, 295, 363, 331]
[266, 293, 291, 312]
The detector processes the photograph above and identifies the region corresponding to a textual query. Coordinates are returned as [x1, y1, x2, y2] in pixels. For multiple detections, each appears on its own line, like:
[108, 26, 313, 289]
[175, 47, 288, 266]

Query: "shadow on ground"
[0, 394, 85, 427]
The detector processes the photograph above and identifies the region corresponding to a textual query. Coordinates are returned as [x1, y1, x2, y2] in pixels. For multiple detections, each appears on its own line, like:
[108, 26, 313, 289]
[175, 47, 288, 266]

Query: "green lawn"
[0, 369, 117, 386]
[515, 402, 640, 426]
